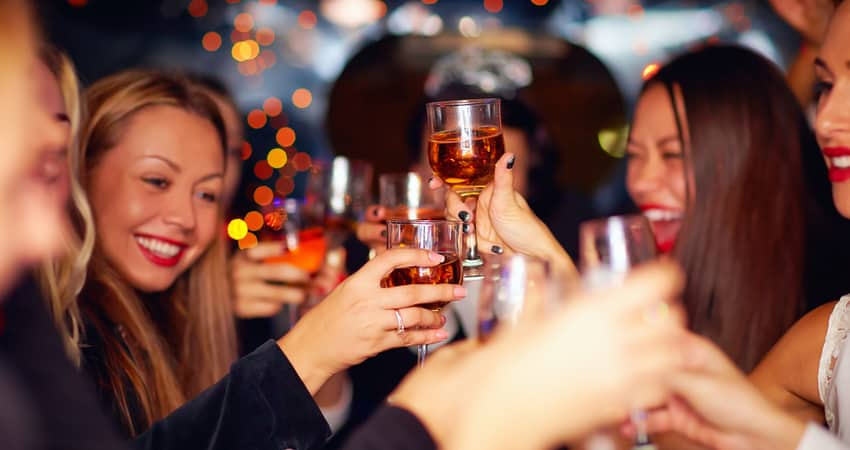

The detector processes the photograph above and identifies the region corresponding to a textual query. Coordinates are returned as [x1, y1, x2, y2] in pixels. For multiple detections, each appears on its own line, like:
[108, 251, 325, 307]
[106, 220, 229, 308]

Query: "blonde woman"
[60, 69, 462, 446]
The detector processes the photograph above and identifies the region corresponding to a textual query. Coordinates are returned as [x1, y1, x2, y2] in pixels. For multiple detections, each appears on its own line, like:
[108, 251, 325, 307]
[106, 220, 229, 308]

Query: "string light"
[276, 127, 296, 147]
[202, 32, 222, 52]
[292, 89, 312, 109]
[227, 218, 249, 240]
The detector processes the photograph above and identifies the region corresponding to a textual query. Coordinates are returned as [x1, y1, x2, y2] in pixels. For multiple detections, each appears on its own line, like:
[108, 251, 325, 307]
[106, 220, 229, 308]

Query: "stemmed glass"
[381, 219, 463, 367]
[379, 172, 444, 221]
[477, 254, 552, 341]
[426, 98, 504, 277]
[579, 214, 658, 450]
[305, 155, 373, 248]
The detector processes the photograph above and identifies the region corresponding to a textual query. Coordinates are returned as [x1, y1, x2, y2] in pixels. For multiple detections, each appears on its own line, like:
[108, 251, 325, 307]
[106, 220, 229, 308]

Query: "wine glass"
[305, 155, 373, 248]
[379, 172, 445, 221]
[579, 214, 658, 450]
[262, 198, 327, 332]
[477, 254, 552, 342]
[426, 98, 504, 277]
[382, 219, 463, 367]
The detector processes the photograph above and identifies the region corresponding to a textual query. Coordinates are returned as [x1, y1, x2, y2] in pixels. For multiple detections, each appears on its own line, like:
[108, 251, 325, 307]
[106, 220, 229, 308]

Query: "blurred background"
[38, 0, 801, 244]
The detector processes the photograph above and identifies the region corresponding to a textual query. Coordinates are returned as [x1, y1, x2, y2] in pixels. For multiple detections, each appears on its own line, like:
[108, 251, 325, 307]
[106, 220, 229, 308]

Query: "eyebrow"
[656, 135, 682, 148]
[145, 155, 181, 172]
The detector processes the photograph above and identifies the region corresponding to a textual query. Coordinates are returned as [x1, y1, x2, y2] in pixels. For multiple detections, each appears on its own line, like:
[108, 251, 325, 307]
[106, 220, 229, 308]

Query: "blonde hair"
[35, 45, 96, 366]
[78, 69, 236, 435]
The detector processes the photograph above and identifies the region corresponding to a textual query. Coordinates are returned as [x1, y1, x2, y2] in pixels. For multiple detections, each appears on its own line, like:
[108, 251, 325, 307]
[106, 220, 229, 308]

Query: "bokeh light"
[484, 0, 503, 13]
[530, 0, 548, 5]
[238, 60, 259, 76]
[231, 40, 260, 62]
[276, 127, 296, 147]
[254, 186, 274, 205]
[298, 11, 318, 29]
[253, 160, 274, 180]
[270, 114, 289, 129]
[256, 27, 276, 46]
[188, 0, 208, 17]
[234, 13, 255, 32]
[259, 0, 278, 4]
[238, 232, 258, 249]
[280, 161, 297, 177]
[263, 97, 283, 116]
[227, 218, 249, 240]
[241, 141, 252, 160]
[292, 88, 313, 109]
[641, 63, 660, 80]
[202, 32, 222, 52]
[267, 148, 288, 168]
[275, 177, 295, 196]
[244, 211, 264, 231]
[292, 152, 312, 171]
[422, 0, 438, 4]
[628, 4, 645, 19]
[259, 50, 277, 67]
[247, 109, 267, 129]
[231, 30, 250, 43]
[68, 0, 88, 7]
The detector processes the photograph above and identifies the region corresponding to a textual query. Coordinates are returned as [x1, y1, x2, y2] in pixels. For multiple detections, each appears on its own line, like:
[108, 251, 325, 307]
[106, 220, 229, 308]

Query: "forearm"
[277, 327, 332, 396]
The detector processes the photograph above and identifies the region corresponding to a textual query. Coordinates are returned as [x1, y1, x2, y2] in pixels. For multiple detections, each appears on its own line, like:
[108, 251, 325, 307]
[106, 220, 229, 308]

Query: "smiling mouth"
[134, 235, 186, 267]
[640, 208, 683, 254]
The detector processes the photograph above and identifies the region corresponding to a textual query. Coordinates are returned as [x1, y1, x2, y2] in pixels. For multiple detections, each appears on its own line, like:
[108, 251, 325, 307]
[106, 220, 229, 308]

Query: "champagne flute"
[579, 214, 658, 450]
[381, 219, 463, 367]
[426, 98, 505, 277]
[477, 254, 552, 341]
[379, 172, 445, 221]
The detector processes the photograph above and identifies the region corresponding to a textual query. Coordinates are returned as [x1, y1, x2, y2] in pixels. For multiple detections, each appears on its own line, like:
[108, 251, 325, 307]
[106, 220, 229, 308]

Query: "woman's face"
[815, 2, 850, 217]
[0, 34, 70, 294]
[87, 105, 224, 293]
[626, 83, 691, 253]
[35, 60, 71, 207]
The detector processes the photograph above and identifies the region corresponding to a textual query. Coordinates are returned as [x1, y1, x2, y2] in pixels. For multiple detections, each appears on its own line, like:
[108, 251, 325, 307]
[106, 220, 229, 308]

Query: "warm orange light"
[298, 10, 318, 29]
[276, 127, 296, 147]
[238, 60, 259, 76]
[188, 0, 208, 17]
[292, 89, 312, 109]
[275, 176, 295, 196]
[225, 0, 240, 3]
[256, 27, 276, 46]
[241, 141, 252, 160]
[267, 148, 288, 169]
[238, 232, 258, 249]
[259, 50, 277, 68]
[259, 0, 277, 4]
[244, 211, 264, 231]
[530, 0, 548, 5]
[231, 30, 250, 43]
[422, 0, 438, 4]
[253, 160, 274, 180]
[263, 97, 283, 116]
[235, 13, 255, 32]
[641, 63, 660, 80]
[254, 186, 274, 206]
[202, 32, 222, 52]
[231, 40, 260, 62]
[627, 4, 644, 19]
[484, 0, 503, 13]
[68, 0, 88, 6]
[292, 152, 312, 172]
[247, 109, 267, 129]
[227, 218, 249, 240]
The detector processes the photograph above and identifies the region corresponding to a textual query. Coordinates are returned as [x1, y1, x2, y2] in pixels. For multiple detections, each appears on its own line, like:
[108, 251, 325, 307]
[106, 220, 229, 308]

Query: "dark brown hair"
[643, 45, 809, 371]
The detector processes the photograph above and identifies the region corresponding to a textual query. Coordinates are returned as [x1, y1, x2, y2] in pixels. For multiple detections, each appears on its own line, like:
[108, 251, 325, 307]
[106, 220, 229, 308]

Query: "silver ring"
[394, 309, 405, 334]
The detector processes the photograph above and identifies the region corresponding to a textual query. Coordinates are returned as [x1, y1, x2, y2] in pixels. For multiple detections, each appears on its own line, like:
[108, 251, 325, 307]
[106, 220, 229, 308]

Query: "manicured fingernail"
[428, 176, 434, 184]
[440, 314, 447, 325]
[491, 245, 503, 254]
[454, 286, 467, 298]
[458, 211, 471, 223]
[429, 252, 445, 263]
[462, 223, 472, 234]
[380, 229, 387, 238]
[506, 155, 515, 169]
[435, 330, 449, 340]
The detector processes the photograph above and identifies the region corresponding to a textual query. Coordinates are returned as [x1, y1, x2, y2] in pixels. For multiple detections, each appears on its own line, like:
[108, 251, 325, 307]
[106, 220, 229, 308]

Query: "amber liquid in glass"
[381, 255, 462, 311]
[428, 126, 505, 196]
[384, 207, 445, 221]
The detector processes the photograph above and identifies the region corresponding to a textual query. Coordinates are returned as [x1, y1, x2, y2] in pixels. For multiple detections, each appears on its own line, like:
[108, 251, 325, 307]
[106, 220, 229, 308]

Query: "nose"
[162, 191, 197, 231]
[816, 81, 850, 145]
[627, 155, 665, 201]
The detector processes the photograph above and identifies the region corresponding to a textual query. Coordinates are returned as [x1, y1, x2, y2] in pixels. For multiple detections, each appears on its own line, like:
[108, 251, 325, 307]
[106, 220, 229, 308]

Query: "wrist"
[277, 328, 333, 395]
[757, 408, 806, 450]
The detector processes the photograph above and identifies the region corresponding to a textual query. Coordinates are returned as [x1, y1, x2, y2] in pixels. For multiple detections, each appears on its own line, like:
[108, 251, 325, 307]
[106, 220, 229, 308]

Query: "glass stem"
[462, 195, 480, 264]
[417, 344, 428, 367]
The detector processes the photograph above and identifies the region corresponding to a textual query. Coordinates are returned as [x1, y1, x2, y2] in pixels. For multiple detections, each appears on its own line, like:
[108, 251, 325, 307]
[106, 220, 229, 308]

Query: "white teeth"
[833, 156, 850, 169]
[643, 209, 682, 222]
[135, 236, 181, 258]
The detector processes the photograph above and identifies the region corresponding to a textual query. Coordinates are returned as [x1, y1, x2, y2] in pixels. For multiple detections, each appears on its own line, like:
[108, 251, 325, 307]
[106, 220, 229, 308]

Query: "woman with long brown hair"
[47, 68, 464, 445]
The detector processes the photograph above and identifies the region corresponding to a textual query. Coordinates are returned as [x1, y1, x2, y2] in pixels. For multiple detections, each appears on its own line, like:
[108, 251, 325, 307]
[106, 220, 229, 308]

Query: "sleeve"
[339, 405, 436, 450]
[132, 340, 331, 450]
[796, 423, 850, 450]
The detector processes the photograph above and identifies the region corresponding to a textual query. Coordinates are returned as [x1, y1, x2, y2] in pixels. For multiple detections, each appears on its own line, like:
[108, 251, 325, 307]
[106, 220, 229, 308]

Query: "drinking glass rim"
[386, 218, 461, 225]
[426, 98, 500, 108]
[580, 213, 651, 228]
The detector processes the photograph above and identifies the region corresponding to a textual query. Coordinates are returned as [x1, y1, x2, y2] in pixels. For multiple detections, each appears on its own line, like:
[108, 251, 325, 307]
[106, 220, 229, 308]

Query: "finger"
[490, 152, 517, 208]
[387, 327, 451, 349]
[428, 176, 445, 190]
[679, 333, 742, 378]
[444, 188, 471, 223]
[356, 222, 387, 247]
[379, 283, 466, 309]
[366, 204, 386, 221]
[251, 262, 311, 285]
[387, 307, 445, 331]
[236, 281, 307, 306]
[356, 248, 446, 281]
[242, 241, 287, 260]
[234, 299, 286, 318]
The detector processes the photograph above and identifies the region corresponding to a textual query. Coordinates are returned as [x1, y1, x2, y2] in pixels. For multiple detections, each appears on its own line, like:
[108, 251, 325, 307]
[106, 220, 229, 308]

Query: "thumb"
[491, 152, 517, 209]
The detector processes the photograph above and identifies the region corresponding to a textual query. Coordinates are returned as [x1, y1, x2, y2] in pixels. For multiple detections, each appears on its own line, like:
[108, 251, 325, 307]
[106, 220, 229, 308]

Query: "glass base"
[462, 257, 484, 278]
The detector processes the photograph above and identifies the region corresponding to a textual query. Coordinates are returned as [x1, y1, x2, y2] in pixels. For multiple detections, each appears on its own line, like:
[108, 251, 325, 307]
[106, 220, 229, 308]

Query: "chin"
[832, 185, 850, 219]
[123, 271, 179, 294]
